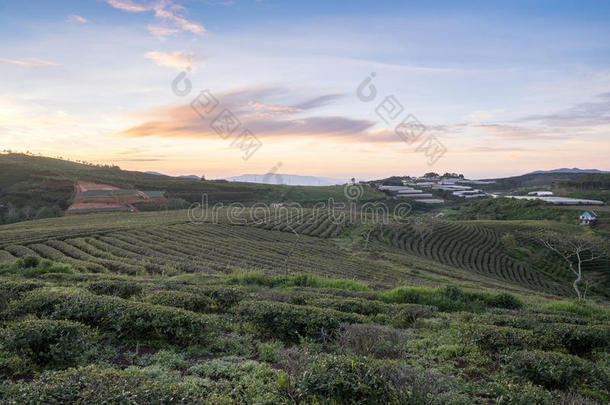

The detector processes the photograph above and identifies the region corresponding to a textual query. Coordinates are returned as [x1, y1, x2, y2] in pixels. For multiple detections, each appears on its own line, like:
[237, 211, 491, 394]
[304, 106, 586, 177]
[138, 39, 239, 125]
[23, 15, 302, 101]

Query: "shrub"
[236, 300, 366, 342]
[0, 365, 227, 404]
[86, 279, 143, 299]
[21, 256, 40, 268]
[335, 323, 410, 358]
[467, 324, 534, 353]
[306, 297, 391, 316]
[1, 259, 73, 278]
[194, 286, 246, 309]
[142, 290, 213, 313]
[299, 355, 396, 402]
[0, 318, 97, 370]
[506, 350, 609, 391]
[391, 304, 436, 328]
[6, 289, 219, 345]
[536, 323, 610, 357]
[299, 355, 461, 404]
[487, 293, 524, 310]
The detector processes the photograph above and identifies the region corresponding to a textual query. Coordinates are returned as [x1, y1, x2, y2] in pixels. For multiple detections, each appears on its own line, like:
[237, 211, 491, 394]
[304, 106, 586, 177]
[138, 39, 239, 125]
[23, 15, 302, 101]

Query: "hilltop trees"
[534, 231, 607, 301]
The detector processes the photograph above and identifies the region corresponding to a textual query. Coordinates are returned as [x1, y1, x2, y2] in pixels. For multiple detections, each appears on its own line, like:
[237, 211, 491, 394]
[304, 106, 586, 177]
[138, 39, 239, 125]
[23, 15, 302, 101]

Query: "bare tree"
[535, 230, 607, 301]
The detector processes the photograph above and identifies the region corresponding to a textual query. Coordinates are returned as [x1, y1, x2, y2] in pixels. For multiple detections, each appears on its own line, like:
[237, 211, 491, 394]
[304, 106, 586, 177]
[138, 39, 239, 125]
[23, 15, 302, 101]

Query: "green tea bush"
[0, 365, 229, 404]
[0, 318, 97, 369]
[382, 285, 522, 312]
[299, 354, 396, 402]
[6, 289, 218, 345]
[390, 304, 436, 328]
[142, 290, 213, 313]
[467, 324, 534, 353]
[86, 279, 143, 299]
[335, 323, 410, 358]
[537, 323, 610, 357]
[236, 300, 366, 342]
[195, 286, 246, 309]
[306, 297, 392, 316]
[507, 350, 610, 392]
[0, 258, 73, 278]
[188, 357, 284, 403]
[299, 355, 462, 404]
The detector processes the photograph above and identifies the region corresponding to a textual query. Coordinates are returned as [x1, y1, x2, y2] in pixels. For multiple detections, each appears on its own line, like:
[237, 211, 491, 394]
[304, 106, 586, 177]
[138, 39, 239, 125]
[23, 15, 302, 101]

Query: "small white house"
[528, 191, 553, 196]
[579, 211, 598, 225]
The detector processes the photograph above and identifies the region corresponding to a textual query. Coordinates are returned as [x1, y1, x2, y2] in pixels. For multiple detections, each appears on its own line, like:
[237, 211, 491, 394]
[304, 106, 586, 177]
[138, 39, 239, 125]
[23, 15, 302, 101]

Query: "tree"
[534, 230, 607, 301]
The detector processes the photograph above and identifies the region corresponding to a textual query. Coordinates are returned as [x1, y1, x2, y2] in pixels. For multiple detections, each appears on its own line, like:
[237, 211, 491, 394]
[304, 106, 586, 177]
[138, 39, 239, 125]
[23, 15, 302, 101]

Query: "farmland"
[0, 157, 609, 403]
[0, 206, 608, 403]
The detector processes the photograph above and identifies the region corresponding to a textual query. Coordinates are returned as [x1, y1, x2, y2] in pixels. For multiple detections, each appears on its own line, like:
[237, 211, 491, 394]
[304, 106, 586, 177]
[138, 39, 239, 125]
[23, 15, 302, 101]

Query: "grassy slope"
[0, 153, 384, 221]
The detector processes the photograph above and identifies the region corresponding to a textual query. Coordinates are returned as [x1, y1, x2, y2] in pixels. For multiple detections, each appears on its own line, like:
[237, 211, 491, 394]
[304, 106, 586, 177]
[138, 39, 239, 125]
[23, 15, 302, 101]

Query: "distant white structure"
[417, 199, 445, 204]
[270, 203, 284, 209]
[528, 191, 553, 196]
[505, 196, 604, 205]
[579, 211, 598, 225]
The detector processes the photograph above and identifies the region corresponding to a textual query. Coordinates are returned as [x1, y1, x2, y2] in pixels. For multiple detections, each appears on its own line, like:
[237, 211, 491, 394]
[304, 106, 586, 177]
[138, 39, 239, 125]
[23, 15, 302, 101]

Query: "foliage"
[506, 350, 609, 394]
[6, 289, 218, 345]
[236, 300, 366, 342]
[142, 290, 214, 313]
[86, 279, 143, 299]
[0, 318, 97, 372]
[382, 285, 523, 312]
[226, 271, 370, 291]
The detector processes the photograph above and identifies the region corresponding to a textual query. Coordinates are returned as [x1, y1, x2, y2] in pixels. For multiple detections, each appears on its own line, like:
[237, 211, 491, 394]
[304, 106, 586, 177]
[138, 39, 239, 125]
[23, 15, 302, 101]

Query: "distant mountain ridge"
[527, 168, 610, 175]
[225, 173, 345, 186]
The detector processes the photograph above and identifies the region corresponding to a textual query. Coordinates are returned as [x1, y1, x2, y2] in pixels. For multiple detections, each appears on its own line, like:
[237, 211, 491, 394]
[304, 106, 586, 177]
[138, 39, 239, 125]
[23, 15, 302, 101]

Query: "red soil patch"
[66, 181, 166, 215]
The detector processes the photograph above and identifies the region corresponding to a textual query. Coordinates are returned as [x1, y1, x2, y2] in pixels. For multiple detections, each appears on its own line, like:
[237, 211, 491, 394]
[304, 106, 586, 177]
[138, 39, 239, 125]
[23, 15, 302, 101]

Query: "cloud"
[518, 92, 610, 127]
[145, 51, 205, 70]
[118, 86, 394, 142]
[104, 0, 205, 37]
[0, 57, 58, 67]
[66, 14, 88, 23]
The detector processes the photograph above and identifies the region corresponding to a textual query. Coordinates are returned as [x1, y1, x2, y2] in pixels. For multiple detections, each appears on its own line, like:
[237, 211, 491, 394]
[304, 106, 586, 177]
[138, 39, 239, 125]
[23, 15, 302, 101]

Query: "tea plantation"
[0, 210, 608, 403]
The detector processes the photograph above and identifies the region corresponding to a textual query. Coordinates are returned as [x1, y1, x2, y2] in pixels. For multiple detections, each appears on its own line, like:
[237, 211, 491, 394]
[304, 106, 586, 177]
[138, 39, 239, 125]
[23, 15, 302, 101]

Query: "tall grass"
[381, 285, 523, 312]
[225, 270, 370, 292]
[544, 300, 609, 318]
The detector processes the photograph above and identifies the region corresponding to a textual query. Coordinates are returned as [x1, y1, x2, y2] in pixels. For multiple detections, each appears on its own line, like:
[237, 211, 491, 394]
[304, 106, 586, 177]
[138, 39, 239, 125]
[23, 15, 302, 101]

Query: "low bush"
[236, 300, 366, 342]
[382, 285, 522, 312]
[335, 323, 410, 358]
[537, 323, 610, 357]
[6, 289, 219, 345]
[86, 279, 143, 299]
[142, 290, 214, 313]
[467, 324, 534, 353]
[0, 318, 97, 370]
[0, 365, 228, 404]
[0, 258, 73, 278]
[306, 297, 392, 316]
[299, 355, 462, 404]
[506, 350, 610, 392]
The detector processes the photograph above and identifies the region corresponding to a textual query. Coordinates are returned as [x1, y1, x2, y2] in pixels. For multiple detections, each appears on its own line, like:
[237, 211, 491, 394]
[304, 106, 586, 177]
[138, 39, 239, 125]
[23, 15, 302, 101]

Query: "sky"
[1, 0, 609, 180]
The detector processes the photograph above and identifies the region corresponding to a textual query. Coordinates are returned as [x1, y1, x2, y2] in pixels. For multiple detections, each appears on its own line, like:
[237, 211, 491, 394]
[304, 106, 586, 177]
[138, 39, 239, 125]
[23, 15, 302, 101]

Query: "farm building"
[528, 191, 553, 196]
[579, 211, 598, 225]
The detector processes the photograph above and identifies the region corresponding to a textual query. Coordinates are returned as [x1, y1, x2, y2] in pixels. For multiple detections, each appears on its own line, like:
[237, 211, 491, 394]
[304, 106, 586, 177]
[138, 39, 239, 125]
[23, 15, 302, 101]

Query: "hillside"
[0, 209, 608, 403]
[0, 154, 383, 224]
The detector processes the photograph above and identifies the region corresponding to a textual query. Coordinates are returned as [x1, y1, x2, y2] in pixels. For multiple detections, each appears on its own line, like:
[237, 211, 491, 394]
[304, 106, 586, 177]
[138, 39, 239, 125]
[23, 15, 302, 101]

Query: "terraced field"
[374, 221, 571, 295]
[0, 210, 409, 287]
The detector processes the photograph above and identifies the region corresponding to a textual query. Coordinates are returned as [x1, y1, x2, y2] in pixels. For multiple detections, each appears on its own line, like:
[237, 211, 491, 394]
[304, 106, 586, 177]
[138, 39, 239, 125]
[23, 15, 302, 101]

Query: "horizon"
[2, 1, 610, 178]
